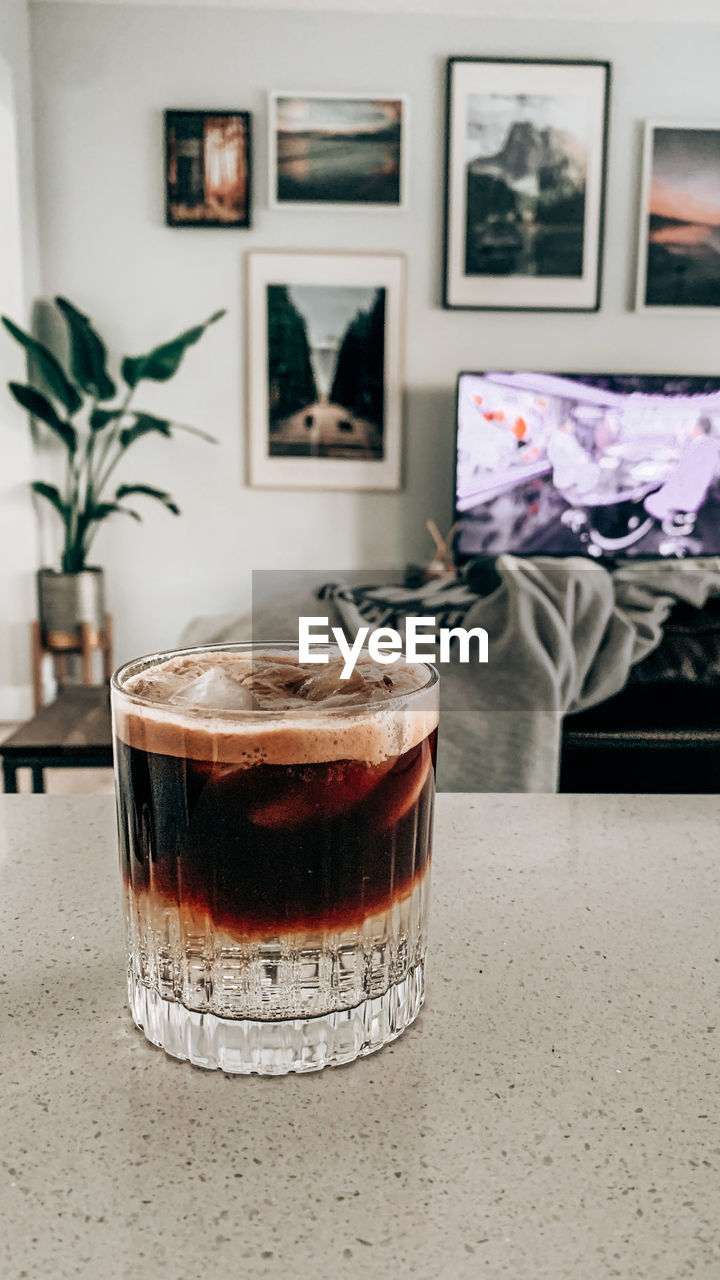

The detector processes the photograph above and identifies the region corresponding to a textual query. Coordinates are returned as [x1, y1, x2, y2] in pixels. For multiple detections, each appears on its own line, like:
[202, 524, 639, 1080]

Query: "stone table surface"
[1, 793, 719, 1280]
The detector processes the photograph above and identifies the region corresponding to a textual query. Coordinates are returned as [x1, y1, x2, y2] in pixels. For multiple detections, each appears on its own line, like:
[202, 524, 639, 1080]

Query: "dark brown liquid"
[115, 730, 436, 936]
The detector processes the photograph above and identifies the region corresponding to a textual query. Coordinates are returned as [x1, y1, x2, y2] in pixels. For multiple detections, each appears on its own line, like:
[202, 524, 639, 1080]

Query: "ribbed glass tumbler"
[111, 643, 439, 1075]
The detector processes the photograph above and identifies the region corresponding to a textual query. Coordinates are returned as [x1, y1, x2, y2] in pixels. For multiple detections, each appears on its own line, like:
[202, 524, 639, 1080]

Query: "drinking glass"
[111, 643, 439, 1075]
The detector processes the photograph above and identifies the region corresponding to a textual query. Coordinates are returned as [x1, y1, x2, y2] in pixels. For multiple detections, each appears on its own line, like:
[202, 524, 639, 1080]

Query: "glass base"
[128, 958, 425, 1075]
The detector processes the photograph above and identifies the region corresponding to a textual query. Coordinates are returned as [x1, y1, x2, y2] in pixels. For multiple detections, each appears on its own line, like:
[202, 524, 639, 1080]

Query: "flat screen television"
[455, 371, 720, 560]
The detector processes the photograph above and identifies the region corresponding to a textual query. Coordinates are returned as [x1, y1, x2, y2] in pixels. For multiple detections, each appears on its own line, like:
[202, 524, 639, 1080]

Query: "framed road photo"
[443, 58, 610, 311]
[269, 93, 408, 209]
[165, 110, 252, 227]
[247, 251, 405, 490]
[636, 122, 720, 312]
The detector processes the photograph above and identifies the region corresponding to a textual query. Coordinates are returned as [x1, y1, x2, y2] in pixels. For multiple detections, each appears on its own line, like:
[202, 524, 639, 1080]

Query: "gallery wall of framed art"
[33, 8, 720, 517]
[160, 54, 720, 497]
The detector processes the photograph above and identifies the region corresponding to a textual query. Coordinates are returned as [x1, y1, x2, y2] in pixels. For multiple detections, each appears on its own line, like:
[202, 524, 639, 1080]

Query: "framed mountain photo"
[246, 251, 405, 490]
[443, 58, 610, 310]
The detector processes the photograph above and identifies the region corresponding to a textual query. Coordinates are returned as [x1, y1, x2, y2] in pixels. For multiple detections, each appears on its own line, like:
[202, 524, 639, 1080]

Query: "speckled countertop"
[1, 794, 719, 1280]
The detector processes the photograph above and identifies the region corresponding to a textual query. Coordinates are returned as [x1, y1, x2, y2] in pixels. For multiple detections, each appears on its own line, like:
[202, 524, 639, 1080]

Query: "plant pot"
[37, 566, 106, 644]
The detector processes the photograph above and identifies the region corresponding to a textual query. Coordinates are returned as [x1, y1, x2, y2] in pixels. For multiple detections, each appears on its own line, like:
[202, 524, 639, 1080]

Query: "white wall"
[28, 0, 720, 23]
[0, 1, 41, 720]
[24, 2, 720, 667]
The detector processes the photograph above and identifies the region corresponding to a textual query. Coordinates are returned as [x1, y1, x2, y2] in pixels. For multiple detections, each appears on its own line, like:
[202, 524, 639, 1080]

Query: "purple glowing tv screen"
[455, 372, 720, 559]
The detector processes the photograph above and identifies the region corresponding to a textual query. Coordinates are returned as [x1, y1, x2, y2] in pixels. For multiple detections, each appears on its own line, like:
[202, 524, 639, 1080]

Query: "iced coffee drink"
[111, 644, 438, 1075]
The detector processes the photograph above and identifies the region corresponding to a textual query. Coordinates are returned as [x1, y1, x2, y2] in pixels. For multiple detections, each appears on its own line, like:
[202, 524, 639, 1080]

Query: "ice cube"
[296, 662, 367, 704]
[168, 667, 254, 711]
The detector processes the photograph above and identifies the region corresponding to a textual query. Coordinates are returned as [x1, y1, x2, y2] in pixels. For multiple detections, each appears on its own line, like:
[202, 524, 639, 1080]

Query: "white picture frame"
[268, 92, 409, 211]
[246, 250, 405, 491]
[443, 58, 610, 311]
[635, 120, 720, 313]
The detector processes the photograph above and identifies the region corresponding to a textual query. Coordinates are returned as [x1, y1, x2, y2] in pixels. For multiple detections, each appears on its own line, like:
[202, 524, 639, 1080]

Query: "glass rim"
[111, 640, 439, 719]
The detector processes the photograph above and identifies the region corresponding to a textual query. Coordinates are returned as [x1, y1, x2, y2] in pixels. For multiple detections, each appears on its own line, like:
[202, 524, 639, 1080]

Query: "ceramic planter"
[37, 567, 106, 641]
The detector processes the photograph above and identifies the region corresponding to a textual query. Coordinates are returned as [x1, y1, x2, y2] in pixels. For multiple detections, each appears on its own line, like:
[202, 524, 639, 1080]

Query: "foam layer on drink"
[114, 649, 438, 766]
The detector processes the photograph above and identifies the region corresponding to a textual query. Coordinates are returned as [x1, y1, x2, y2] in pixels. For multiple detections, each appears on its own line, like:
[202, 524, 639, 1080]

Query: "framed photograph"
[636, 122, 720, 312]
[443, 58, 610, 311]
[246, 251, 405, 490]
[165, 110, 252, 227]
[269, 93, 408, 209]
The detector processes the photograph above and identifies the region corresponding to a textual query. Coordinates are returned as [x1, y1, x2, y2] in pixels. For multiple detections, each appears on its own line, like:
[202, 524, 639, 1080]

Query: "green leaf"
[85, 501, 142, 524]
[170, 421, 218, 444]
[1, 316, 82, 414]
[119, 412, 172, 450]
[9, 382, 78, 453]
[89, 406, 122, 432]
[55, 297, 116, 401]
[31, 481, 68, 521]
[115, 484, 180, 515]
[121, 309, 225, 389]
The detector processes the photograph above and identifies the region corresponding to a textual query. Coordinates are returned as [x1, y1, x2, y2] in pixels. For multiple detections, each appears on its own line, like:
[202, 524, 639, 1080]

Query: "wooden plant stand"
[31, 614, 114, 710]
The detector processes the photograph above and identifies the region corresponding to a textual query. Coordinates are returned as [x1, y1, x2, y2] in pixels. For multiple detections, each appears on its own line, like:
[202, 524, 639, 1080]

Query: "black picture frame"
[443, 57, 611, 312]
[164, 110, 252, 229]
[635, 121, 720, 312]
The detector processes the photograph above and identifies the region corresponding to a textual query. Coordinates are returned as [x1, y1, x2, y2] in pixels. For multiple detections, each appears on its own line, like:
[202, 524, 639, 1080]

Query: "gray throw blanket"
[180, 556, 720, 792]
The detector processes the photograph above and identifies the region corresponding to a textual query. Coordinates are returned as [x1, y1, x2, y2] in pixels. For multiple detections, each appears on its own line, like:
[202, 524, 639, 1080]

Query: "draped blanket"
[180, 556, 720, 792]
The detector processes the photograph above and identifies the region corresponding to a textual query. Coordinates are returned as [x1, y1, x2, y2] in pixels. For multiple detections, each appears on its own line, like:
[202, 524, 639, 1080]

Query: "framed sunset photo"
[636, 122, 720, 311]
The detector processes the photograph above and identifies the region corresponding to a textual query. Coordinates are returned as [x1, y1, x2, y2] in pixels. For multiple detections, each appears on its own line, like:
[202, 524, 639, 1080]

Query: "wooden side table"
[0, 684, 113, 794]
[31, 614, 114, 710]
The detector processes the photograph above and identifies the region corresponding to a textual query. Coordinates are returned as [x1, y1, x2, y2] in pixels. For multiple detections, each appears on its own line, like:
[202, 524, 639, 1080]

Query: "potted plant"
[2, 297, 224, 640]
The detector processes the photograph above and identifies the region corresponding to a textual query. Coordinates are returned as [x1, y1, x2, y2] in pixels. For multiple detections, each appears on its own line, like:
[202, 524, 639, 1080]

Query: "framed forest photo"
[165, 110, 252, 227]
[636, 122, 720, 311]
[443, 58, 610, 310]
[246, 251, 405, 490]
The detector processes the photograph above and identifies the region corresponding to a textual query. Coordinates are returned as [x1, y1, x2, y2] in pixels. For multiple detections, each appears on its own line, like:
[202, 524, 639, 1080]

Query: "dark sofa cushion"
[627, 597, 720, 687]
